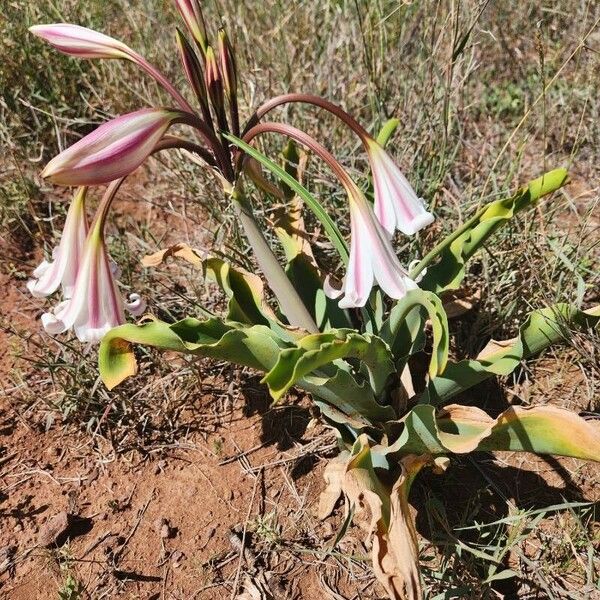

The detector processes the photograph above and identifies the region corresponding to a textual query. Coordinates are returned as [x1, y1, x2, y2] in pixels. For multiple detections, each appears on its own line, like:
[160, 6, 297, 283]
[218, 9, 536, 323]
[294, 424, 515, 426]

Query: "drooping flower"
[29, 23, 132, 59]
[365, 138, 434, 237]
[27, 187, 89, 299]
[30, 24, 194, 113]
[336, 184, 418, 308]
[41, 183, 145, 343]
[252, 93, 435, 236]
[242, 120, 419, 309]
[41, 109, 186, 186]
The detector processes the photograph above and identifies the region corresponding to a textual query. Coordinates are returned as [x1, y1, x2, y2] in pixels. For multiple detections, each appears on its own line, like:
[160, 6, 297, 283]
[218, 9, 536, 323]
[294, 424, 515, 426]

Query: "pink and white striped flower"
[42, 109, 185, 186]
[29, 24, 132, 59]
[30, 24, 194, 113]
[366, 138, 434, 237]
[334, 184, 418, 308]
[41, 185, 145, 343]
[27, 187, 89, 299]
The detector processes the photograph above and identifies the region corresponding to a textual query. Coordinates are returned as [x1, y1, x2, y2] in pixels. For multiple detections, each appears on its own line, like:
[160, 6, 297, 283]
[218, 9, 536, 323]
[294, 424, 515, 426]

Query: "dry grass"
[1, 0, 599, 598]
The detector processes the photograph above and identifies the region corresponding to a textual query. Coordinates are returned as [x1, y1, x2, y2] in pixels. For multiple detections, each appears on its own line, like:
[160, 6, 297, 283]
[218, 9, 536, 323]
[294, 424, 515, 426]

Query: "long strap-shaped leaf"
[381, 403, 600, 462]
[98, 316, 396, 427]
[419, 303, 600, 405]
[99, 318, 289, 390]
[413, 168, 568, 293]
[225, 133, 350, 263]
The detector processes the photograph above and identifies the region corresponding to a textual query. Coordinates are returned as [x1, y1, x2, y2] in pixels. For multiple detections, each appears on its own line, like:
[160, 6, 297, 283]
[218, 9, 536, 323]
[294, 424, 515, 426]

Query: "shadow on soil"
[240, 376, 311, 453]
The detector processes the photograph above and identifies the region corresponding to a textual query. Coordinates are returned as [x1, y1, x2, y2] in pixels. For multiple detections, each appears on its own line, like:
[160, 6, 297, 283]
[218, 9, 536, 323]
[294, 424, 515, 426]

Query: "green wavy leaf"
[419, 303, 600, 405]
[99, 318, 289, 390]
[303, 368, 397, 429]
[262, 329, 396, 401]
[380, 403, 600, 462]
[380, 289, 449, 376]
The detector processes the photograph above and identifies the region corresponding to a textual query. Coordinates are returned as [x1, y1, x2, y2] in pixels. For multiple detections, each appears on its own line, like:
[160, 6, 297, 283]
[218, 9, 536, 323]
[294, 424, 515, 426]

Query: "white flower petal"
[368, 140, 434, 236]
[323, 275, 344, 300]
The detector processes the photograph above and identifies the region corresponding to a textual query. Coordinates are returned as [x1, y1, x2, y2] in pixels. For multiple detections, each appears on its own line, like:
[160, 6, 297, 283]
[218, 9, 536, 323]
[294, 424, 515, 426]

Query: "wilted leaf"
[204, 258, 277, 327]
[141, 243, 203, 267]
[318, 453, 350, 519]
[319, 436, 430, 600]
[442, 288, 481, 319]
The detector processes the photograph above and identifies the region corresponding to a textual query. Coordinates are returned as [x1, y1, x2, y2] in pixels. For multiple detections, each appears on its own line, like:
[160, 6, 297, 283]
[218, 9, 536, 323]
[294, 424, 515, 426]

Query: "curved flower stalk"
[41, 108, 207, 186]
[251, 93, 434, 237]
[243, 122, 417, 307]
[42, 180, 145, 343]
[27, 187, 89, 299]
[30, 23, 194, 114]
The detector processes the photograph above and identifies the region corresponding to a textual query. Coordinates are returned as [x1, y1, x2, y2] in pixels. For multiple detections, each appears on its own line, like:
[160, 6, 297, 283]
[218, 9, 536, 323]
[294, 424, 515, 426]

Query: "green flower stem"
[231, 187, 319, 333]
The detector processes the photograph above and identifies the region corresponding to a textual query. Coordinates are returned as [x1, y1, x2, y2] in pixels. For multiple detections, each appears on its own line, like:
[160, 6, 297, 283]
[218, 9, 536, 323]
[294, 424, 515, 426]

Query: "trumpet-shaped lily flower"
[366, 139, 434, 237]
[41, 186, 146, 343]
[336, 184, 418, 308]
[27, 187, 89, 299]
[42, 109, 186, 186]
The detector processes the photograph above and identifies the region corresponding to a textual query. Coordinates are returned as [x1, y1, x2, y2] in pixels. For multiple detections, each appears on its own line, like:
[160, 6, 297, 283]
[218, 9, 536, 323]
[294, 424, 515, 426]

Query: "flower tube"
[27, 187, 89, 299]
[29, 23, 131, 59]
[366, 138, 434, 236]
[41, 180, 145, 343]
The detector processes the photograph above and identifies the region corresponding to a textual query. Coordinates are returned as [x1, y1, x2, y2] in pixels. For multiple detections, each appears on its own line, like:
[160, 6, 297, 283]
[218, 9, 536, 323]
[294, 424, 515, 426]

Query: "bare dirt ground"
[0, 181, 376, 599]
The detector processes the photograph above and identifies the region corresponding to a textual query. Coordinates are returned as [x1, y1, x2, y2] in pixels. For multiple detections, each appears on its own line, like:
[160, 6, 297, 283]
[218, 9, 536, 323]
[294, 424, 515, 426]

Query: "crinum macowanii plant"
[28, 3, 600, 598]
